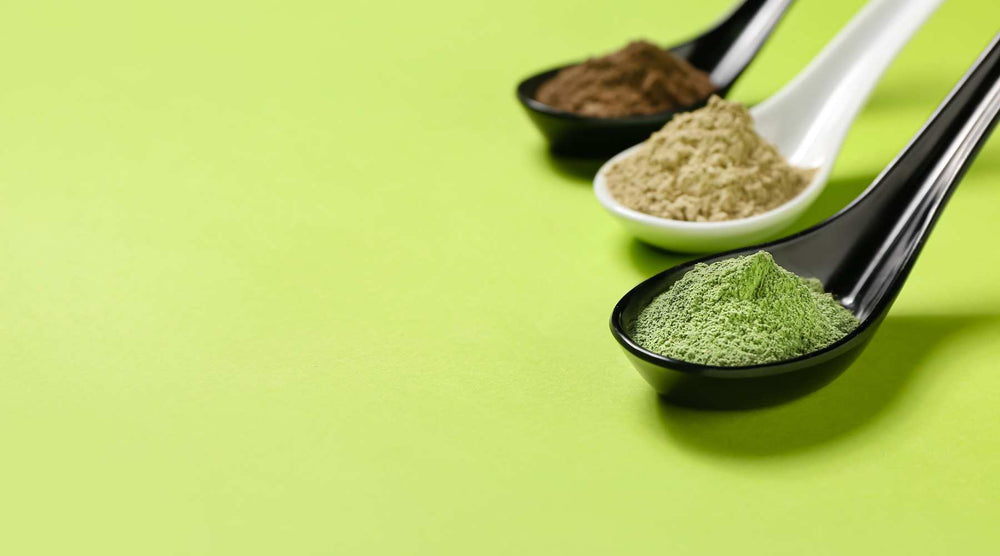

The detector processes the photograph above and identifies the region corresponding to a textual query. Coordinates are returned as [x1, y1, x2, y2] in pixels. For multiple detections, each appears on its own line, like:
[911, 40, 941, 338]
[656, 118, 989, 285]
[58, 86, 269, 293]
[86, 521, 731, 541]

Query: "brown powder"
[605, 96, 815, 222]
[535, 40, 715, 118]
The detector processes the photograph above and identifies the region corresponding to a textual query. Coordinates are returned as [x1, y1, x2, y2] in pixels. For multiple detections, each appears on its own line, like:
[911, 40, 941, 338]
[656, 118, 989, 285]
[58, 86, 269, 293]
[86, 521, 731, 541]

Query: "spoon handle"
[752, 0, 944, 166]
[675, 0, 796, 92]
[832, 33, 1000, 315]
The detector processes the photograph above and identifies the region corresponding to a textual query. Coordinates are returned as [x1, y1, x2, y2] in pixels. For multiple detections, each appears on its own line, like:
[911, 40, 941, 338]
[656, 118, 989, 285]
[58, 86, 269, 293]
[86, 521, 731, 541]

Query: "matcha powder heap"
[634, 252, 859, 366]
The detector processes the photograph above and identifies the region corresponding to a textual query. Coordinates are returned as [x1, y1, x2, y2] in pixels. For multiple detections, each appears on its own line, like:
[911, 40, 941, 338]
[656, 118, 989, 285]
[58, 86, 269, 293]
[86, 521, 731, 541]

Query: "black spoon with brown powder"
[516, 0, 796, 157]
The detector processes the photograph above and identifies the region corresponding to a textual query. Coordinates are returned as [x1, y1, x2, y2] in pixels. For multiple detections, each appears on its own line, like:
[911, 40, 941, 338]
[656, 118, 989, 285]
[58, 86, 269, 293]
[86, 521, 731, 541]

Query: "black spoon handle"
[674, 0, 795, 92]
[829, 33, 1000, 316]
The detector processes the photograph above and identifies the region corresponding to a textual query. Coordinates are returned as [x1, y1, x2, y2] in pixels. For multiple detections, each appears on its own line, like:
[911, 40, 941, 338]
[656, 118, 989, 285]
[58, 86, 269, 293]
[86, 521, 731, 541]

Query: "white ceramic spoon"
[593, 0, 945, 253]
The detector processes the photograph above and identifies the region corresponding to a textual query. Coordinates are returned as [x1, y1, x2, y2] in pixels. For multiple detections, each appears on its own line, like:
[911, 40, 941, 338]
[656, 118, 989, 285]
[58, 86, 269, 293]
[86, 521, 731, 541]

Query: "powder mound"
[535, 40, 715, 118]
[605, 95, 815, 222]
[634, 251, 859, 367]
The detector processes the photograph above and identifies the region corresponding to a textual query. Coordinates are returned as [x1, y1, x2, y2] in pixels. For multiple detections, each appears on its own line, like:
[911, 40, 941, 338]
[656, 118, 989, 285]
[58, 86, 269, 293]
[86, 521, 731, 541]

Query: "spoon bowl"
[611, 33, 1000, 408]
[595, 0, 944, 253]
[612, 252, 878, 409]
[516, 0, 795, 157]
[593, 143, 832, 253]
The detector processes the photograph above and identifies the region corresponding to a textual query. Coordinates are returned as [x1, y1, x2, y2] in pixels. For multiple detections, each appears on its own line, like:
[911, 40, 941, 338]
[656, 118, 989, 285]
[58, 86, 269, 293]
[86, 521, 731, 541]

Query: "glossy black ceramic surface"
[612, 33, 1000, 409]
[516, 0, 795, 157]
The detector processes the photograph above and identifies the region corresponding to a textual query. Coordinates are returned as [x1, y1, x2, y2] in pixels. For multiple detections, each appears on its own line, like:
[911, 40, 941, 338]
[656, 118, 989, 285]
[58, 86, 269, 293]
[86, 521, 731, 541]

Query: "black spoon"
[610, 33, 1000, 409]
[516, 0, 795, 157]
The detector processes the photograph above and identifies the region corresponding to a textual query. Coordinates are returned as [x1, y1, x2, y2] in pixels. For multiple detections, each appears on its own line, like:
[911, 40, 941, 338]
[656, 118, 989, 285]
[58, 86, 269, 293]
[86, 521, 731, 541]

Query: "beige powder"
[605, 96, 814, 222]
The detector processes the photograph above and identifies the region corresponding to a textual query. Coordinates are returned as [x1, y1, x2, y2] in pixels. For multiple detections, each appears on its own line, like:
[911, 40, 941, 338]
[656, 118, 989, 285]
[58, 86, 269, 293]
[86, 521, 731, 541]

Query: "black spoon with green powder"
[610, 33, 1000, 409]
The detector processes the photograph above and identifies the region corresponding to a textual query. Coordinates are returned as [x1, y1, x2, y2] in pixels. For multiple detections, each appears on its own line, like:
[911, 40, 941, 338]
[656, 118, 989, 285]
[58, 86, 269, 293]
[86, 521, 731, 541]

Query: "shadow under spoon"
[610, 32, 1000, 410]
[516, 0, 795, 157]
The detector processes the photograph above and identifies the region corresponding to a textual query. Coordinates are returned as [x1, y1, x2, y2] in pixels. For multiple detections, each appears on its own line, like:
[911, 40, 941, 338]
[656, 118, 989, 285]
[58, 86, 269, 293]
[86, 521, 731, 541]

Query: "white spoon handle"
[752, 0, 945, 166]
[708, 0, 797, 87]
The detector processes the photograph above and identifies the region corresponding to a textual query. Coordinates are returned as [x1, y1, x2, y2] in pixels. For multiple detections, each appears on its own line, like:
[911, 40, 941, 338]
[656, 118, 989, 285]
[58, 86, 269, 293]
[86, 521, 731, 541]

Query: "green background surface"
[2, 0, 1000, 554]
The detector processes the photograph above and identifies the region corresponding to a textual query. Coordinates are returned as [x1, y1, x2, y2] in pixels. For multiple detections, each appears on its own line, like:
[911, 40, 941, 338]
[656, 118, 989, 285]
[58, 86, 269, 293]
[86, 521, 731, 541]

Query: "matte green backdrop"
[2, 0, 999, 554]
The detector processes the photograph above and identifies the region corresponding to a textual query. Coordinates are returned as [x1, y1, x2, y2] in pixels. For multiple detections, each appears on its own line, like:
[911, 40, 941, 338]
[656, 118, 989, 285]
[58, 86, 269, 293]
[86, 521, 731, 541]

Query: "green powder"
[634, 251, 859, 366]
